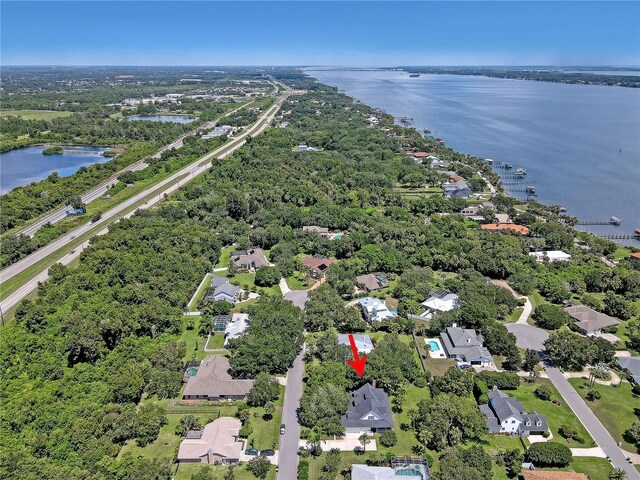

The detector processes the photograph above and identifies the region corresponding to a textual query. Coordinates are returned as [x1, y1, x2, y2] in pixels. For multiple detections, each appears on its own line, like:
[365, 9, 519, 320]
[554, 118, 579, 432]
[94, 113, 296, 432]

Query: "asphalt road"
[507, 312, 639, 477]
[277, 349, 305, 480]
[15, 102, 251, 238]
[545, 367, 640, 480]
[0, 92, 289, 313]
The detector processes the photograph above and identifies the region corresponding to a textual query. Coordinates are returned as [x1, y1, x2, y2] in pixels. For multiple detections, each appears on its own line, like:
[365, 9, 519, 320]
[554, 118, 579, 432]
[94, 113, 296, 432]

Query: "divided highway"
[0, 90, 289, 313]
[15, 101, 252, 238]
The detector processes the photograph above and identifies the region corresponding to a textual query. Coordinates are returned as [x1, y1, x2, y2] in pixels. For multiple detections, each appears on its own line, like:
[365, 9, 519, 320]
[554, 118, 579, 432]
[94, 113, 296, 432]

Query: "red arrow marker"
[346, 333, 367, 377]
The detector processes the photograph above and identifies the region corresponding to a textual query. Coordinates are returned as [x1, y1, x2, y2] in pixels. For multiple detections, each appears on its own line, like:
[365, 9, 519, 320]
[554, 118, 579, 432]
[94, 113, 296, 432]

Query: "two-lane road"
[278, 349, 304, 480]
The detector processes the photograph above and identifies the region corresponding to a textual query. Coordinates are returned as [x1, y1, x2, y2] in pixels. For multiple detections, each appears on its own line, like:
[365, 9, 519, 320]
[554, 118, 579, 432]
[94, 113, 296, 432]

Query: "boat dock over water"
[577, 216, 622, 226]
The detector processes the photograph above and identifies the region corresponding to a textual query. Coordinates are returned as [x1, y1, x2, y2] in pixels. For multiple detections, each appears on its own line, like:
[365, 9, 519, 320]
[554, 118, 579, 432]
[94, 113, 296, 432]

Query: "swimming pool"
[186, 367, 198, 377]
[428, 340, 440, 351]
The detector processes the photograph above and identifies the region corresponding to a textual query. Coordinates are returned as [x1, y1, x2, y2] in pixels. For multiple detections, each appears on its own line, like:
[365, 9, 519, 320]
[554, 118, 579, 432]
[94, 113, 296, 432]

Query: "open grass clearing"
[568, 378, 638, 451]
[1, 109, 73, 120]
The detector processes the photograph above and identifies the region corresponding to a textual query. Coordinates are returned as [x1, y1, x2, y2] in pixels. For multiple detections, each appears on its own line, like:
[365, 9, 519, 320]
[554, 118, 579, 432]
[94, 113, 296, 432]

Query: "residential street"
[545, 367, 640, 480]
[503, 299, 639, 479]
[277, 348, 305, 480]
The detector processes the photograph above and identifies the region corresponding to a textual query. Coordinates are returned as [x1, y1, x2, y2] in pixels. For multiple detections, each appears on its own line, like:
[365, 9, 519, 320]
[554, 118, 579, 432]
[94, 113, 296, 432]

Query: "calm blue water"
[310, 70, 640, 245]
[0, 145, 109, 194]
[564, 70, 640, 77]
[126, 115, 196, 123]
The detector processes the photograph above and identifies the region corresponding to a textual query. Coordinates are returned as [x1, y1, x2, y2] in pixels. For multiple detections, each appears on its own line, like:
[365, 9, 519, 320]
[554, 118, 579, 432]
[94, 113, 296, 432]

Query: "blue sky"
[2, 1, 639, 66]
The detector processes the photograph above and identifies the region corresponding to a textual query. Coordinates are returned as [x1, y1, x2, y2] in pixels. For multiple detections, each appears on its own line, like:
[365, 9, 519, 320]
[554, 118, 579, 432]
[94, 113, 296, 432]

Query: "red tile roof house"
[481, 223, 530, 235]
[301, 254, 335, 278]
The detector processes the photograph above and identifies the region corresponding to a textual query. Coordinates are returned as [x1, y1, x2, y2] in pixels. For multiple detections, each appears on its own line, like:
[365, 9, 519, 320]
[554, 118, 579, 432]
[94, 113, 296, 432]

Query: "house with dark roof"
[441, 182, 472, 199]
[439, 326, 493, 367]
[231, 248, 270, 271]
[565, 305, 619, 335]
[356, 273, 389, 292]
[479, 387, 548, 436]
[183, 355, 254, 401]
[301, 254, 334, 278]
[341, 383, 394, 434]
[617, 356, 640, 385]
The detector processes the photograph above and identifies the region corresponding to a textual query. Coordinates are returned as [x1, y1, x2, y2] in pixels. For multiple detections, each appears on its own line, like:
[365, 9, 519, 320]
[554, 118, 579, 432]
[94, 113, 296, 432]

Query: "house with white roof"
[421, 289, 460, 317]
[338, 333, 374, 354]
[358, 297, 395, 323]
[224, 313, 249, 346]
[351, 462, 430, 480]
[529, 250, 572, 263]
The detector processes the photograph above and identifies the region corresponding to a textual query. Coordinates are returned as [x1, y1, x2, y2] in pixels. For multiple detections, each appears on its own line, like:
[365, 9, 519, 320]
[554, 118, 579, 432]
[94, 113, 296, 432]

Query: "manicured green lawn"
[285, 273, 312, 289]
[568, 378, 638, 451]
[0, 109, 73, 120]
[245, 386, 285, 451]
[227, 271, 282, 297]
[174, 462, 275, 480]
[204, 333, 225, 350]
[529, 290, 546, 310]
[511, 379, 596, 447]
[216, 244, 237, 268]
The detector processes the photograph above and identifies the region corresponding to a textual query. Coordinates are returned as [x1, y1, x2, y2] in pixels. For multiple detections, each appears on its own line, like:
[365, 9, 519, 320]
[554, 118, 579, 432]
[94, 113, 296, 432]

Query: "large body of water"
[126, 115, 196, 123]
[311, 70, 640, 246]
[0, 146, 109, 194]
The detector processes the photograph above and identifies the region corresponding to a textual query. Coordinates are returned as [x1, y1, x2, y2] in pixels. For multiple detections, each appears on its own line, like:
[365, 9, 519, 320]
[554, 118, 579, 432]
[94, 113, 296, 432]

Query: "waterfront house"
[231, 248, 269, 271]
[341, 383, 394, 434]
[177, 417, 243, 464]
[301, 254, 334, 278]
[630, 252, 640, 262]
[529, 250, 572, 263]
[439, 326, 494, 367]
[617, 356, 640, 384]
[565, 305, 619, 335]
[479, 387, 548, 437]
[420, 289, 460, 316]
[356, 273, 389, 292]
[358, 297, 394, 323]
[338, 333, 374, 354]
[183, 355, 254, 401]
[481, 223, 530, 235]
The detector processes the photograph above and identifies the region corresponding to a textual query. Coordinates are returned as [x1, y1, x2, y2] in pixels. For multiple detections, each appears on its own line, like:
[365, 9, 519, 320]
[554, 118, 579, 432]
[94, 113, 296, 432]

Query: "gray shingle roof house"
[205, 274, 240, 304]
[565, 305, 620, 335]
[618, 356, 640, 384]
[341, 383, 394, 434]
[338, 333, 374, 354]
[441, 182, 472, 199]
[183, 355, 254, 401]
[356, 274, 389, 292]
[439, 326, 494, 367]
[231, 248, 270, 271]
[479, 387, 548, 437]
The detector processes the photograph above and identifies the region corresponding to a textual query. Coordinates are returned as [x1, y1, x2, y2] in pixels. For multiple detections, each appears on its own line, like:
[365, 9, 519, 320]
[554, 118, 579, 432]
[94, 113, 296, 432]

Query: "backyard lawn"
[568, 378, 638, 451]
[215, 244, 236, 268]
[180, 316, 208, 361]
[174, 462, 275, 480]
[511, 379, 596, 448]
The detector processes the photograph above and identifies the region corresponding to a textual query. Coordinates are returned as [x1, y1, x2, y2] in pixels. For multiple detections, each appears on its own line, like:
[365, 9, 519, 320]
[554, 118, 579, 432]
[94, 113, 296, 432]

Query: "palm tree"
[358, 433, 371, 453]
[608, 468, 627, 480]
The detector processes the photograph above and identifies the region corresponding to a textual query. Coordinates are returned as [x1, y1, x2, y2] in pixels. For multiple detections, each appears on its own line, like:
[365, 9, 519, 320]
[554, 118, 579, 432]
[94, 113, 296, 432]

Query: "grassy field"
[216, 244, 237, 268]
[174, 463, 276, 480]
[511, 379, 596, 448]
[568, 378, 638, 451]
[245, 386, 285, 451]
[505, 306, 524, 323]
[0, 109, 73, 120]
[226, 271, 282, 298]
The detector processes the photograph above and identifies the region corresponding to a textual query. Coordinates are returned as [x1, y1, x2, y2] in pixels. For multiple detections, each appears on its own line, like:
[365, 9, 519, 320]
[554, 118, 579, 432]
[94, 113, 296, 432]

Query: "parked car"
[260, 449, 275, 457]
[280, 424, 285, 435]
[244, 448, 259, 456]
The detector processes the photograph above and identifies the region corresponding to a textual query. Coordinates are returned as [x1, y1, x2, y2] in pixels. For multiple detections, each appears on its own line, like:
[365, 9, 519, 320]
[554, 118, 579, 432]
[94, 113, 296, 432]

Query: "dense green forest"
[1, 70, 638, 479]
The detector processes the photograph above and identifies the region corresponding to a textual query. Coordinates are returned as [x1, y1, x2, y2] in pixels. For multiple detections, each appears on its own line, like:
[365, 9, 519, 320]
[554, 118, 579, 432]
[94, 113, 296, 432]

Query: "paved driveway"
[506, 323, 548, 351]
[277, 349, 305, 480]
